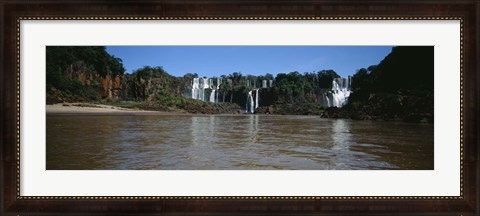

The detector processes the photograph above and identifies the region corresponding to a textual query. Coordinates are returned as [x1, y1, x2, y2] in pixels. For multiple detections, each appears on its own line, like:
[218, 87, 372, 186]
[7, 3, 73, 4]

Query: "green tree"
[317, 69, 340, 89]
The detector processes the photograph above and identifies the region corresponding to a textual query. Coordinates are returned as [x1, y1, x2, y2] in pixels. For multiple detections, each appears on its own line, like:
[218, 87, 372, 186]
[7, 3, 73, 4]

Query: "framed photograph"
[1, 0, 478, 215]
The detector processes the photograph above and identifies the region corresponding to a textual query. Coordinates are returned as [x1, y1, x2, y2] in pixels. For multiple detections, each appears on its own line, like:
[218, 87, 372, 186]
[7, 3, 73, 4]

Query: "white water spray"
[321, 76, 352, 108]
[255, 89, 259, 110]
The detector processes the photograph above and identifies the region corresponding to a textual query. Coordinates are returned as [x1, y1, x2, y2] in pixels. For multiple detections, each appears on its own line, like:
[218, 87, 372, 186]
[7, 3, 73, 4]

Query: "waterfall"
[203, 78, 210, 89]
[255, 89, 259, 110]
[246, 90, 255, 113]
[245, 89, 260, 113]
[191, 78, 200, 100]
[320, 76, 352, 108]
[210, 89, 216, 103]
[190, 77, 221, 102]
[199, 78, 204, 101]
[189, 76, 271, 108]
[216, 78, 221, 103]
[208, 78, 214, 92]
[250, 91, 254, 113]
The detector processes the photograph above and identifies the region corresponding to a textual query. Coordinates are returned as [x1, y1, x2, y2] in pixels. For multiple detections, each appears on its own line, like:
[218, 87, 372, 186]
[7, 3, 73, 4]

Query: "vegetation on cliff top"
[338, 46, 434, 122]
[46, 46, 125, 101]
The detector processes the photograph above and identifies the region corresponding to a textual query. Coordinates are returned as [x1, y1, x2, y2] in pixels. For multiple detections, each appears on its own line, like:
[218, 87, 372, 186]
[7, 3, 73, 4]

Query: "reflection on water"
[46, 115, 433, 170]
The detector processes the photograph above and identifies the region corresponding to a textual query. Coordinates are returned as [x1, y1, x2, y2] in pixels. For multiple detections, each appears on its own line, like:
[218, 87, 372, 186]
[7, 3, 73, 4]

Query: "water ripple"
[47, 115, 433, 170]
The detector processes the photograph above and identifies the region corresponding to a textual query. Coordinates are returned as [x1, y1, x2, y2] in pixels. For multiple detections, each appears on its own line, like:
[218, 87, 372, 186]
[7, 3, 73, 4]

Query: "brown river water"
[46, 114, 433, 170]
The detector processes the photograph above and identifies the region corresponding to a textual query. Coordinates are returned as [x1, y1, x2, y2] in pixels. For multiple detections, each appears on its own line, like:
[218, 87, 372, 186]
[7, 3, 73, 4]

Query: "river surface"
[46, 115, 433, 170]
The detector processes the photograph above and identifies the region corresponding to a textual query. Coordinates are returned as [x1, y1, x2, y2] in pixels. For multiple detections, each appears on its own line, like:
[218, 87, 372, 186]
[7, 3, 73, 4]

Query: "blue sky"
[106, 46, 393, 78]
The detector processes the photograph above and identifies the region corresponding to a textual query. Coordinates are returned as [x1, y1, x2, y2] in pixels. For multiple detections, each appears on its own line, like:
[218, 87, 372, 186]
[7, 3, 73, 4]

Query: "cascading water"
[189, 77, 270, 110]
[208, 78, 222, 103]
[199, 78, 204, 101]
[320, 76, 352, 108]
[209, 89, 216, 103]
[245, 89, 260, 113]
[246, 90, 254, 113]
[203, 78, 210, 89]
[191, 78, 201, 101]
[216, 78, 221, 103]
[191, 77, 222, 103]
[191, 78, 208, 101]
[255, 89, 259, 110]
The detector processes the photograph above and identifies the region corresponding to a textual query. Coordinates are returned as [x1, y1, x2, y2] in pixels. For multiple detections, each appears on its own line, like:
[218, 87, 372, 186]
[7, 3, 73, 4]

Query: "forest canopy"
[46, 46, 125, 91]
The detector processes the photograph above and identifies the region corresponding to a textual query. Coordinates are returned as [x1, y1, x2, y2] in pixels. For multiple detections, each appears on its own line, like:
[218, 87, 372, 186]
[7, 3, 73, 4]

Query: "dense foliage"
[46, 46, 125, 99]
[350, 46, 433, 99]
[343, 46, 434, 122]
[273, 70, 339, 104]
[122, 66, 185, 101]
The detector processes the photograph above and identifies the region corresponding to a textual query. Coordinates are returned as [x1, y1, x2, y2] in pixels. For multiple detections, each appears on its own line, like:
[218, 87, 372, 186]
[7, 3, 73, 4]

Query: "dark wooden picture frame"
[1, 0, 478, 215]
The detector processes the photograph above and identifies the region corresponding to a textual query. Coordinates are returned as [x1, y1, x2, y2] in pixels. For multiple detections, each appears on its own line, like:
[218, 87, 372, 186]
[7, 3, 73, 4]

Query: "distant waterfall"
[255, 89, 259, 110]
[208, 78, 221, 103]
[216, 78, 221, 103]
[245, 89, 260, 113]
[209, 89, 216, 103]
[246, 90, 255, 113]
[191, 78, 201, 101]
[189, 77, 270, 109]
[320, 76, 352, 108]
[190, 77, 221, 102]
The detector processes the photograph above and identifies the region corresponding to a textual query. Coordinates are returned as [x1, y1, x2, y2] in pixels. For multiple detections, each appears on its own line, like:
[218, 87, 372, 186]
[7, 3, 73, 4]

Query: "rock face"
[103, 74, 122, 99]
[64, 61, 122, 100]
[48, 63, 192, 104]
[322, 92, 433, 123]
[46, 46, 127, 103]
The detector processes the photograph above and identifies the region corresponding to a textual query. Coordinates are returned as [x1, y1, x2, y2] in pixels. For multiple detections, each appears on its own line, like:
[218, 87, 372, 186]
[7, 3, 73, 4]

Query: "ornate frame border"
[2, 1, 478, 215]
[15, 16, 464, 201]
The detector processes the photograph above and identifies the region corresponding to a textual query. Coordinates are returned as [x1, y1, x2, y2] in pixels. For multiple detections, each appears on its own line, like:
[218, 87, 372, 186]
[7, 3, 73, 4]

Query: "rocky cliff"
[47, 61, 122, 103]
[46, 46, 126, 104]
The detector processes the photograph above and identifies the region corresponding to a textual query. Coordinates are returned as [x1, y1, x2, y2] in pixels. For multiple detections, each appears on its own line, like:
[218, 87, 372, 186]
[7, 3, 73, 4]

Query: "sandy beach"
[46, 103, 185, 115]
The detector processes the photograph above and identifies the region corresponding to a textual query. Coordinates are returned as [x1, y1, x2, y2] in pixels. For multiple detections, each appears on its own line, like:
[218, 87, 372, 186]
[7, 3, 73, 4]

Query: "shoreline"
[45, 103, 318, 117]
[46, 103, 190, 116]
[45, 103, 251, 116]
[45, 103, 432, 124]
